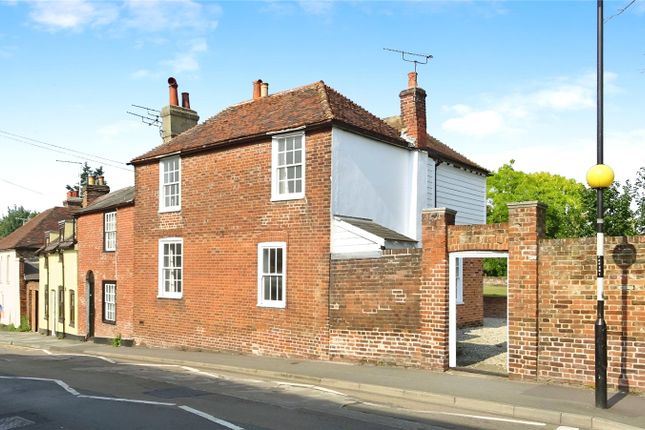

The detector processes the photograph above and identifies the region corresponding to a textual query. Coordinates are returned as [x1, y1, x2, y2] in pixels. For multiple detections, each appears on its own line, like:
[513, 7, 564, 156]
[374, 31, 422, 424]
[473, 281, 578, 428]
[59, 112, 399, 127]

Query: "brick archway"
[448, 250, 508, 368]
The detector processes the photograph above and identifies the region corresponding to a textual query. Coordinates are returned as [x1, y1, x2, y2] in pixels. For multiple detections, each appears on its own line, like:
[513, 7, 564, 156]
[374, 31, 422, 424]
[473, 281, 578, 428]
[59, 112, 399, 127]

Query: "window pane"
[288, 180, 295, 193]
[278, 153, 285, 166]
[286, 138, 293, 151]
[279, 180, 287, 194]
[275, 248, 282, 274]
[294, 150, 301, 164]
[263, 249, 269, 274]
[295, 180, 302, 193]
[263, 276, 270, 300]
[277, 276, 282, 301]
[287, 166, 295, 180]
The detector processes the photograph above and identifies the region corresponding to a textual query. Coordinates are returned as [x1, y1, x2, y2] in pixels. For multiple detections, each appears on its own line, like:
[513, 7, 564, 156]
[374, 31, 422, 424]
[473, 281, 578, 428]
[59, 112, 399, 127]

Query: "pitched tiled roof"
[383, 116, 488, 174]
[131, 81, 407, 164]
[0, 206, 75, 251]
[335, 215, 416, 243]
[75, 186, 135, 216]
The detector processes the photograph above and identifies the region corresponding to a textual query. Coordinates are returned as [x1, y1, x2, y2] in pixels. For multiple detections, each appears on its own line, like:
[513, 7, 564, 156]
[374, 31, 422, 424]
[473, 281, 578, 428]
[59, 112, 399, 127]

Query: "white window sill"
[159, 207, 181, 214]
[271, 193, 304, 202]
[456, 301, 464, 305]
[158, 294, 183, 300]
[257, 302, 286, 309]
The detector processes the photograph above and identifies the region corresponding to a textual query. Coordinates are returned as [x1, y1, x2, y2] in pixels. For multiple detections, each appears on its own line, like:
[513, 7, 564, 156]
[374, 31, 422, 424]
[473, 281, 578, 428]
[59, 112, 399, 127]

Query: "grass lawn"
[483, 285, 507, 298]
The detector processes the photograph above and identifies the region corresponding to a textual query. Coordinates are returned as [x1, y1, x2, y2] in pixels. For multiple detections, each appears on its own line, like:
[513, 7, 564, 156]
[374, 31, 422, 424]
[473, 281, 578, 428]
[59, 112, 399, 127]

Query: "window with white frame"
[257, 242, 286, 308]
[158, 238, 183, 299]
[159, 156, 181, 212]
[271, 133, 305, 201]
[104, 211, 116, 251]
[103, 282, 116, 323]
[456, 258, 464, 305]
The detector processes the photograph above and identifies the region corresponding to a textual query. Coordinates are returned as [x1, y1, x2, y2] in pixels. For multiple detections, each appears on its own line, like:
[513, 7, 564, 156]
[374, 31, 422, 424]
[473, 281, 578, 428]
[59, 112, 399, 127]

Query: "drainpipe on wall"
[434, 160, 443, 208]
[60, 250, 65, 339]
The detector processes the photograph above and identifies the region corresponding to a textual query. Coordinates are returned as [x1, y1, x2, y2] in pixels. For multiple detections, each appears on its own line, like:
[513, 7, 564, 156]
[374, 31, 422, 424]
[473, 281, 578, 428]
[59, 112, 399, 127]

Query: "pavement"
[1, 331, 643, 430]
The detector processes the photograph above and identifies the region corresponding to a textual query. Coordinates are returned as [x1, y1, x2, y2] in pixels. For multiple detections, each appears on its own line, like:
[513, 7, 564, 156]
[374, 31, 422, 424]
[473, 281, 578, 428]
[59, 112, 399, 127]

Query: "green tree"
[0, 206, 39, 238]
[66, 162, 106, 192]
[631, 167, 645, 234]
[487, 160, 587, 239]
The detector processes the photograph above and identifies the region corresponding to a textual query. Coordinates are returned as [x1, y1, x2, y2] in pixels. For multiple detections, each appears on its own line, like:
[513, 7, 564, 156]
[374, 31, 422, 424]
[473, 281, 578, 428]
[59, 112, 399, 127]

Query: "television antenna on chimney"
[127, 105, 162, 136]
[383, 48, 433, 73]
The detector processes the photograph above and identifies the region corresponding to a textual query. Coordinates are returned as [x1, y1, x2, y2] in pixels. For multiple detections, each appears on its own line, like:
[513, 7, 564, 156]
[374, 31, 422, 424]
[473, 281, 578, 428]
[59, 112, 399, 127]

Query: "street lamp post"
[586, 0, 614, 409]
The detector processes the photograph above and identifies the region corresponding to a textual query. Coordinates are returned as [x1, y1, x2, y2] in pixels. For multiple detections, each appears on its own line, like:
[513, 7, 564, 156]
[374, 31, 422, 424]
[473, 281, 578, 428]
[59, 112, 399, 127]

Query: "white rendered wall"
[331, 128, 426, 241]
[436, 163, 487, 225]
[0, 250, 20, 327]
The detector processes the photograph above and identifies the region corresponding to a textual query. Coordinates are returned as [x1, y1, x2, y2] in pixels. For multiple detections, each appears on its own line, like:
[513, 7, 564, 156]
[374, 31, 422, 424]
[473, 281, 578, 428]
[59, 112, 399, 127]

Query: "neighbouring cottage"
[128, 73, 488, 358]
[37, 182, 110, 339]
[75, 185, 135, 345]
[0, 206, 75, 331]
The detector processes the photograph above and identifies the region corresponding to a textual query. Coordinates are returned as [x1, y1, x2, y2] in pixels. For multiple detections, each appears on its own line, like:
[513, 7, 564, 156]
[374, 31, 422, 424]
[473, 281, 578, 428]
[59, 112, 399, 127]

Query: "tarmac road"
[0, 345, 573, 430]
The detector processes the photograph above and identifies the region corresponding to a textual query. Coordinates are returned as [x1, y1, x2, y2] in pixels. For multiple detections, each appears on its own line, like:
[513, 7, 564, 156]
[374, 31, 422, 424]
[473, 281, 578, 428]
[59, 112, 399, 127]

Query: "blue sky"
[1, 0, 644, 216]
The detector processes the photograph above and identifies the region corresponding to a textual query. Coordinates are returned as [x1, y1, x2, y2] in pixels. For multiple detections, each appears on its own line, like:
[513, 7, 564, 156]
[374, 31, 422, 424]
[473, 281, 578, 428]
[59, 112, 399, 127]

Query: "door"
[86, 271, 95, 338]
[49, 290, 57, 336]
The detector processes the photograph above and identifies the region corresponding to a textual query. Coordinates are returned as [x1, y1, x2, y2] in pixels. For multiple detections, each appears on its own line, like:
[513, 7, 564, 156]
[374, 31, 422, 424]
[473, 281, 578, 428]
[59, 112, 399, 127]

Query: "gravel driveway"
[457, 317, 507, 374]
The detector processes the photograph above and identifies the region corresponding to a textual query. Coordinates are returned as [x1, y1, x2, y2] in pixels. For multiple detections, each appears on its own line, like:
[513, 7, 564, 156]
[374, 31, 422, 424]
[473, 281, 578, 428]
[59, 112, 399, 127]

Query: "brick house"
[0, 206, 74, 331]
[129, 74, 487, 358]
[76, 185, 134, 345]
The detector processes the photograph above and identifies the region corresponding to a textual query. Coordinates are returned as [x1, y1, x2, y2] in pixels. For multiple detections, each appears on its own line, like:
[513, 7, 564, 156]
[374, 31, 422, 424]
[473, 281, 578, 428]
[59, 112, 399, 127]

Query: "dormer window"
[159, 156, 181, 212]
[271, 132, 305, 201]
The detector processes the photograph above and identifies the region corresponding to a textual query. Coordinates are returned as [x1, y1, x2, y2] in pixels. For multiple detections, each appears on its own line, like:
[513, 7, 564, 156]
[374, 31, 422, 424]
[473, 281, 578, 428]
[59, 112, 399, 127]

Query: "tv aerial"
[127, 105, 162, 136]
[384, 48, 433, 74]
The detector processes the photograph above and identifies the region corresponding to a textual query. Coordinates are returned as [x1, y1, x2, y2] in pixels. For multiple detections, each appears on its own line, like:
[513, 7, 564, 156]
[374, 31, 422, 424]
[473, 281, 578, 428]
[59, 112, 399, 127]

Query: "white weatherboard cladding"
[426, 157, 436, 209]
[436, 163, 486, 225]
[0, 250, 19, 327]
[331, 219, 381, 255]
[330, 128, 426, 241]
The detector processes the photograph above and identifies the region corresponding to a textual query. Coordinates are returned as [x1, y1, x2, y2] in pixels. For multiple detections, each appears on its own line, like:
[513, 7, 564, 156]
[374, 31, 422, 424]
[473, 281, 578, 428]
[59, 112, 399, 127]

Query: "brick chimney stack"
[161, 77, 199, 143]
[82, 176, 110, 208]
[399, 71, 428, 148]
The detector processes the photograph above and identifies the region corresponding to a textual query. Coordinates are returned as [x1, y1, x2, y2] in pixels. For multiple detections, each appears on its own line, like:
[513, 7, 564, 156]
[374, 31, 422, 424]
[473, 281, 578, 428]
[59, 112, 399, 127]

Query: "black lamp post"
[586, 0, 614, 409]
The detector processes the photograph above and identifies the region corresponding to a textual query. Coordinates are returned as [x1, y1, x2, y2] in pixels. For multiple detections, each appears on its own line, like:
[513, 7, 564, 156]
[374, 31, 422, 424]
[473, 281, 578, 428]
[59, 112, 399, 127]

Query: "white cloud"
[441, 71, 620, 137]
[123, 0, 220, 33]
[298, 1, 334, 15]
[130, 69, 160, 80]
[28, 0, 118, 31]
[442, 110, 504, 137]
[161, 38, 208, 74]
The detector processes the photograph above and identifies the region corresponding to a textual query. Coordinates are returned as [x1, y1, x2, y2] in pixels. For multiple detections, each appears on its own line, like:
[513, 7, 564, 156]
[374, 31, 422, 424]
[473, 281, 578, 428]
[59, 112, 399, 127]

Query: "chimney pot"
[181, 92, 191, 109]
[168, 77, 179, 106]
[407, 72, 418, 89]
[260, 82, 269, 97]
[253, 79, 263, 100]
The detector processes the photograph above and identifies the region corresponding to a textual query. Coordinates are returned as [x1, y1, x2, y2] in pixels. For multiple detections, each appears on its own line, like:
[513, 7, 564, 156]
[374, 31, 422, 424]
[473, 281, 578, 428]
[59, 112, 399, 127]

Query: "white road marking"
[77, 394, 175, 406]
[0, 376, 79, 396]
[277, 381, 347, 397]
[179, 405, 246, 430]
[38, 349, 53, 355]
[555, 427, 579, 430]
[0, 416, 35, 430]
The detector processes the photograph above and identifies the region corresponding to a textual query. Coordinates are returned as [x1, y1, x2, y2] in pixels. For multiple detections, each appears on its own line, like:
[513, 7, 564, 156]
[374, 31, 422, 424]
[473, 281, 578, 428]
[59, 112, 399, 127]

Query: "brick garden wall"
[457, 259, 483, 327]
[329, 249, 423, 366]
[132, 129, 332, 359]
[538, 235, 645, 391]
[77, 206, 135, 341]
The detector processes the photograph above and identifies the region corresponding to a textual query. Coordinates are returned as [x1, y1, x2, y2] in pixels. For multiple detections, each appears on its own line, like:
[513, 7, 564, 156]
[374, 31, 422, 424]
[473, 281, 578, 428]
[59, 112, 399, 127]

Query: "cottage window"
[104, 211, 116, 251]
[159, 156, 181, 212]
[271, 133, 305, 201]
[257, 242, 286, 308]
[69, 290, 75, 327]
[158, 238, 183, 299]
[58, 288, 64, 323]
[103, 282, 116, 323]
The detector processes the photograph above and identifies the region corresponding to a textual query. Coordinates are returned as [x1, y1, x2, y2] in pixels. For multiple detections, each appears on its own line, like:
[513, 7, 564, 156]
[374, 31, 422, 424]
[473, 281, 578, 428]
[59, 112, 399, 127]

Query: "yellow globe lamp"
[586, 164, 614, 189]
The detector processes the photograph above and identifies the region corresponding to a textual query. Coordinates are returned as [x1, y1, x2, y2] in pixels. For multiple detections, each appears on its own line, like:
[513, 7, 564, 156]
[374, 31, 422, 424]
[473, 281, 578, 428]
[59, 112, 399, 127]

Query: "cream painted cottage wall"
[0, 250, 19, 326]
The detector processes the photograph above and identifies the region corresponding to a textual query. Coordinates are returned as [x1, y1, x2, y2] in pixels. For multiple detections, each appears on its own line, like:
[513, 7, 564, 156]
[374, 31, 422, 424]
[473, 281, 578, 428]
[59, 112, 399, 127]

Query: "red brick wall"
[329, 249, 423, 366]
[457, 259, 483, 327]
[77, 205, 134, 340]
[484, 296, 507, 318]
[448, 223, 508, 252]
[132, 129, 332, 359]
[538, 235, 645, 391]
